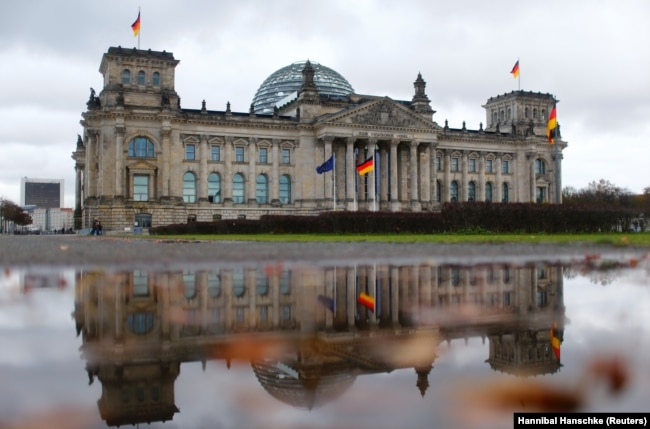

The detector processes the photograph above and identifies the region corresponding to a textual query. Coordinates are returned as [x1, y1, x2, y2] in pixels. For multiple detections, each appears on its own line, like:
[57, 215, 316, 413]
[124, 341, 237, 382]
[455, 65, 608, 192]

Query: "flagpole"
[137, 7, 141, 49]
[373, 153, 377, 212]
[354, 148, 358, 211]
[333, 154, 336, 210]
[517, 58, 520, 90]
[553, 97, 562, 204]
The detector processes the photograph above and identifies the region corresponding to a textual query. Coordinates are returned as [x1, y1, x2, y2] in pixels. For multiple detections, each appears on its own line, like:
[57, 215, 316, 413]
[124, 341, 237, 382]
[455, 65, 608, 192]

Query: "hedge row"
[149, 202, 638, 235]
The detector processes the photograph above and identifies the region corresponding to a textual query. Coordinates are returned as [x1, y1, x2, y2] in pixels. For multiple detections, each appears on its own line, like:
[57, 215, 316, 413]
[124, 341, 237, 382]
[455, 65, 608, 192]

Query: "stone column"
[346, 137, 355, 210]
[443, 150, 451, 203]
[379, 144, 389, 206]
[368, 265, 377, 324]
[75, 166, 83, 211]
[495, 153, 502, 202]
[85, 131, 96, 198]
[115, 127, 124, 198]
[248, 138, 257, 205]
[199, 135, 209, 201]
[368, 139, 377, 211]
[461, 151, 468, 202]
[390, 266, 400, 327]
[390, 139, 399, 211]
[410, 141, 419, 204]
[323, 136, 334, 206]
[528, 152, 536, 203]
[161, 129, 171, 196]
[429, 142, 438, 206]
[421, 143, 431, 205]
[479, 152, 486, 201]
[347, 266, 356, 330]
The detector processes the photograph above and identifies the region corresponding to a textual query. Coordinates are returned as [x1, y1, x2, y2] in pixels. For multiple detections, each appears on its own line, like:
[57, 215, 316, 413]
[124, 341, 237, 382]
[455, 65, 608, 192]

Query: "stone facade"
[73, 47, 567, 231]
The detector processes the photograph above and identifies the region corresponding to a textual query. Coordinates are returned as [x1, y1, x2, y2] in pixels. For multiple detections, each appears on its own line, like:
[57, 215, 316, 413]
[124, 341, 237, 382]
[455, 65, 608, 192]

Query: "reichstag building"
[72, 46, 565, 231]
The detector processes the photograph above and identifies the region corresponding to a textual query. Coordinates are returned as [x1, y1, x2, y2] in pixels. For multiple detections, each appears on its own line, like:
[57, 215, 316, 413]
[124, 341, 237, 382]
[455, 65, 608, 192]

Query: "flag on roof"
[131, 11, 141, 37]
[510, 60, 520, 78]
[356, 156, 374, 175]
[316, 155, 334, 174]
[547, 106, 558, 145]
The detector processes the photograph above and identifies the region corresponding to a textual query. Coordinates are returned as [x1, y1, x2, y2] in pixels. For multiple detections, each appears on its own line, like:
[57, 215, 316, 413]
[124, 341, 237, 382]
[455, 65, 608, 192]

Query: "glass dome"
[252, 61, 354, 114]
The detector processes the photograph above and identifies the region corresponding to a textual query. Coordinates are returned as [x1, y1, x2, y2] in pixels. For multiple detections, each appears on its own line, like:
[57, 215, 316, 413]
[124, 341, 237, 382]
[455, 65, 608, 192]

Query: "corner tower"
[95, 46, 180, 110]
[483, 91, 557, 137]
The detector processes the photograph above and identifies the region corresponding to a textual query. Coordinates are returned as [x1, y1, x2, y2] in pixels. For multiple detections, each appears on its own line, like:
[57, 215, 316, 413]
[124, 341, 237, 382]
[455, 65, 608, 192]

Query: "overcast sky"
[1, 0, 649, 207]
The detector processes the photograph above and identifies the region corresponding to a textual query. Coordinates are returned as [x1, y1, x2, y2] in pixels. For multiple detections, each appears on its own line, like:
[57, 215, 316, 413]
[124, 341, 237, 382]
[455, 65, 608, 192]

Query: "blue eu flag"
[316, 155, 334, 174]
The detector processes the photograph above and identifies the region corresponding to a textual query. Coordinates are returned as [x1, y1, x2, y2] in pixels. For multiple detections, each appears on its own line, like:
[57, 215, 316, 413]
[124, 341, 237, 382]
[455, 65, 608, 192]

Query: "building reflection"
[73, 262, 565, 427]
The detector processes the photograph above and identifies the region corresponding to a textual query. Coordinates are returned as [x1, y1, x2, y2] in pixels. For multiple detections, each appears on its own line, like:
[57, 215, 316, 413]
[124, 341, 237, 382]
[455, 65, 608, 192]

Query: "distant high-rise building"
[20, 178, 64, 209]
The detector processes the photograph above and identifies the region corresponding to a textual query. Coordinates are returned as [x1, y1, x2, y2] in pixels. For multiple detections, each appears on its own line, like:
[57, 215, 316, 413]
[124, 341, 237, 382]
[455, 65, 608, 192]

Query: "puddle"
[1, 254, 649, 428]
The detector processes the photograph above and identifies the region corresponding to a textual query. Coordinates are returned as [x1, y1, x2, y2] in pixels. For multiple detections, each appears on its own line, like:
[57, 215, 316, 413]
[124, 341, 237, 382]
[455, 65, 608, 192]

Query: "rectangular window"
[133, 175, 149, 201]
[186, 144, 195, 160]
[486, 159, 493, 173]
[281, 148, 290, 164]
[502, 160, 510, 174]
[235, 147, 245, 162]
[536, 187, 546, 203]
[469, 158, 476, 172]
[451, 157, 459, 172]
[259, 148, 268, 163]
[211, 145, 220, 161]
[435, 156, 441, 171]
[281, 304, 291, 321]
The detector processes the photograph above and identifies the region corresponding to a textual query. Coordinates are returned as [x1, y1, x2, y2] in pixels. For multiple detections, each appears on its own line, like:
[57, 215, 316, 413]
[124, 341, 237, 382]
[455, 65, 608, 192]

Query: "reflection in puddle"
[1, 255, 648, 428]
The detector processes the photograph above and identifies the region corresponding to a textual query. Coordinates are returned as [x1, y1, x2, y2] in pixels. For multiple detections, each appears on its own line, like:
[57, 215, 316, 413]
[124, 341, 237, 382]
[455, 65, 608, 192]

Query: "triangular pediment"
[320, 97, 436, 129]
[126, 159, 158, 171]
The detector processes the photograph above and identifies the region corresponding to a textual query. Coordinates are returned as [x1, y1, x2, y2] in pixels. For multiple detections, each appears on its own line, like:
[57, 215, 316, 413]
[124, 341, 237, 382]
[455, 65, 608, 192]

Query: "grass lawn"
[144, 232, 650, 246]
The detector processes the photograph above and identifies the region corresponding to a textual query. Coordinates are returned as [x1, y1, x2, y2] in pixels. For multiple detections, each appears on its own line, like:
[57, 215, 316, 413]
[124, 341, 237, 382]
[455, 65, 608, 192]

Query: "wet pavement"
[0, 235, 649, 428]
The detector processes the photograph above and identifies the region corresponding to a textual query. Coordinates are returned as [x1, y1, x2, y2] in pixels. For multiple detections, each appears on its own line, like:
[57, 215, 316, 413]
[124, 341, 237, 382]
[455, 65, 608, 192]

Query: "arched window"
[535, 158, 546, 174]
[208, 172, 221, 203]
[122, 69, 131, 84]
[533, 108, 538, 119]
[525, 107, 529, 118]
[468, 181, 476, 201]
[128, 137, 155, 158]
[502, 183, 510, 202]
[232, 173, 245, 204]
[450, 181, 459, 202]
[183, 172, 197, 203]
[485, 182, 493, 202]
[232, 268, 245, 297]
[127, 313, 154, 334]
[279, 269, 291, 295]
[183, 271, 196, 300]
[279, 174, 291, 204]
[208, 273, 221, 298]
[256, 270, 269, 296]
[152, 71, 160, 86]
[137, 70, 146, 85]
[256, 174, 268, 204]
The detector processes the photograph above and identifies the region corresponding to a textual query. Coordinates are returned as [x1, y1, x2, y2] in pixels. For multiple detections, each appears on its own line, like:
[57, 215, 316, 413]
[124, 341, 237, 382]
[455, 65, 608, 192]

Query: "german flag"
[510, 60, 520, 79]
[550, 322, 561, 360]
[356, 156, 374, 175]
[546, 106, 558, 145]
[357, 292, 375, 311]
[131, 12, 141, 37]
